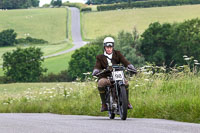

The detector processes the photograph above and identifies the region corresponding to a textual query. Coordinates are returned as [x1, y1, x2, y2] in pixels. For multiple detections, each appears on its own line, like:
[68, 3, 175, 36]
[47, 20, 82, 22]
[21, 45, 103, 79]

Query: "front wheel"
[118, 85, 128, 120]
[109, 112, 115, 119]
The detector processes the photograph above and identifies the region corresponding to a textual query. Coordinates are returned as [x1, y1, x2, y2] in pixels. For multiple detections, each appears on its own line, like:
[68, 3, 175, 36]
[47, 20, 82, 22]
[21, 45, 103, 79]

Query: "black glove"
[92, 69, 100, 76]
[128, 64, 137, 72]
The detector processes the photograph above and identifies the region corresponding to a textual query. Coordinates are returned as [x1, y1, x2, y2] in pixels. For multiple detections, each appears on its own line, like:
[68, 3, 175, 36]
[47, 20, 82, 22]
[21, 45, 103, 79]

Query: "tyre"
[118, 85, 128, 120]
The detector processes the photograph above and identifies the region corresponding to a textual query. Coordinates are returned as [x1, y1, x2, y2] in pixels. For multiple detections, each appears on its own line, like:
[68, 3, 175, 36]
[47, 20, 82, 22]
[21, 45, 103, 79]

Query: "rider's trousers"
[98, 78, 129, 90]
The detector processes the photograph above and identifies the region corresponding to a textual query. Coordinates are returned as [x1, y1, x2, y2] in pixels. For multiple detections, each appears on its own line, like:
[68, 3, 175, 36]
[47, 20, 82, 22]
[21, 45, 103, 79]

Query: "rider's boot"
[126, 89, 133, 109]
[98, 87, 108, 112]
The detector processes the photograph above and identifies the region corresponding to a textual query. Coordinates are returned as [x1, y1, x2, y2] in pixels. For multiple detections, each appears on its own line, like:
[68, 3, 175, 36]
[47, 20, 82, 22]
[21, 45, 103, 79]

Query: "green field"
[0, 8, 67, 43]
[82, 4, 200, 39]
[43, 51, 74, 74]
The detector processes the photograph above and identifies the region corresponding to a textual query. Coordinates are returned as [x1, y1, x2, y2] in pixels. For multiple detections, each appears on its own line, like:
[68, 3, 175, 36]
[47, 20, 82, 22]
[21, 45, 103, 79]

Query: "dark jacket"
[94, 50, 130, 79]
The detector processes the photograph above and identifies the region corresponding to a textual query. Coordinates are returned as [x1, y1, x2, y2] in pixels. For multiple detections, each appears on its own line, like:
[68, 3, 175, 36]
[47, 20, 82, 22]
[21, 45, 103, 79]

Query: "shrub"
[40, 70, 72, 82]
[2, 47, 47, 82]
[0, 29, 17, 47]
[81, 7, 92, 12]
[16, 37, 48, 45]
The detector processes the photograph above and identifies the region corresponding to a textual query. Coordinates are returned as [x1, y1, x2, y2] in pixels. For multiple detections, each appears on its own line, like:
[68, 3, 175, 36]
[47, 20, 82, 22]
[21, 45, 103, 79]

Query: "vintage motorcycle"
[96, 64, 136, 120]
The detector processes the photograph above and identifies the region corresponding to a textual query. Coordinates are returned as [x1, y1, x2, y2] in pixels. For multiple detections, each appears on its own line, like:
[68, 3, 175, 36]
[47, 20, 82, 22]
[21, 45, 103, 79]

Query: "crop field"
[82, 4, 200, 39]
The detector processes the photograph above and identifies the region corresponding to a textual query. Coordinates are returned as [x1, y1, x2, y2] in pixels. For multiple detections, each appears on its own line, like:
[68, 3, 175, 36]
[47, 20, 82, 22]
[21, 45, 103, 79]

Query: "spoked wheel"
[118, 85, 128, 120]
[108, 92, 115, 119]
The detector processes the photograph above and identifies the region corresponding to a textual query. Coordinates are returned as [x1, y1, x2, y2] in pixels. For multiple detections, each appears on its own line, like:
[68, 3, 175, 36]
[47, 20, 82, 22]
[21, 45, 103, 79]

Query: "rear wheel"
[118, 85, 128, 120]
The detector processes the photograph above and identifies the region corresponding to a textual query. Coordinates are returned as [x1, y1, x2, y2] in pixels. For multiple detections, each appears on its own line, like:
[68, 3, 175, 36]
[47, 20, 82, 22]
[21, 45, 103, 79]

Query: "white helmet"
[103, 37, 114, 47]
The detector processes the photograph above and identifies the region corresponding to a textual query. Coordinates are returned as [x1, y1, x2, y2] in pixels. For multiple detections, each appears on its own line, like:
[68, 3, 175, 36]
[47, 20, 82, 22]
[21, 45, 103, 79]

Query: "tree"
[0, 0, 39, 9]
[0, 29, 17, 47]
[140, 22, 173, 66]
[115, 29, 145, 67]
[51, 0, 62, 7]
[2, 47, 47, 82]
[140, 18, 200, 66]
[68, 45, 102, 81]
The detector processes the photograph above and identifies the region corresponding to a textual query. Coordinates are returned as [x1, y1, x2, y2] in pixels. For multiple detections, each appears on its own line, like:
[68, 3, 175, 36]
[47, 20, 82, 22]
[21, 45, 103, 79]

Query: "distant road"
[43, 7, 86, 58]
[0, 113, 200, 133]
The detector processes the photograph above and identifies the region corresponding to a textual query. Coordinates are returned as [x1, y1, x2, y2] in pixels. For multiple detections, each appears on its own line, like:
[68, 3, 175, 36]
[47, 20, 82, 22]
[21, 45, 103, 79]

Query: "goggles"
[104, 42, 114, 47]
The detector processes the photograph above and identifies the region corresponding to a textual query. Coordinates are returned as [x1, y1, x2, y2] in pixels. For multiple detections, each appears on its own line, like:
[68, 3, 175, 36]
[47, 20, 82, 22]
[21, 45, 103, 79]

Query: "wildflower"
[184, 57, 191, 61]
[3, 103, 8, 105]
[183, 55, 188, 58]
[144, 79, 149, 81]
[194, 60, 198, 63]
[135, 84, 139, 87]
[195, 63, 200, 65]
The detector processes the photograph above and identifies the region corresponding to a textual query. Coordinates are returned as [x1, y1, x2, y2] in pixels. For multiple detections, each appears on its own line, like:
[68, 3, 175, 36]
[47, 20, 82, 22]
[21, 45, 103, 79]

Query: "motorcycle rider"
[92, 37, 137, 112]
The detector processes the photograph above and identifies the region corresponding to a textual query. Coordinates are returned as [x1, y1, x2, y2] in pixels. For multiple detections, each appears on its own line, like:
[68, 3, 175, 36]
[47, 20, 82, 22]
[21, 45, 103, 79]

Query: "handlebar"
[95, 66, 137, 77]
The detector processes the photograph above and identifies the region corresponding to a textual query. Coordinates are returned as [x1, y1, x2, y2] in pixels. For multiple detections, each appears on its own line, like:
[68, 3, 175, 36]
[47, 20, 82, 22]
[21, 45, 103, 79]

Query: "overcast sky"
[39, 0, 87, 7]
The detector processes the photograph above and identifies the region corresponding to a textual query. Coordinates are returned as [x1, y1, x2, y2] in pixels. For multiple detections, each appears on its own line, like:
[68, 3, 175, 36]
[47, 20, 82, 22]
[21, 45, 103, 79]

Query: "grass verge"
[0, 72, 200, 123]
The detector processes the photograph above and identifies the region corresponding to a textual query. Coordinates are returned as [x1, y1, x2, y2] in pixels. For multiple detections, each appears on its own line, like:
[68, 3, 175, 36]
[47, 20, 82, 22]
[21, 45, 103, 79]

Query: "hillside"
[82, 4, 200, 39]
[0, 8, 72, 75]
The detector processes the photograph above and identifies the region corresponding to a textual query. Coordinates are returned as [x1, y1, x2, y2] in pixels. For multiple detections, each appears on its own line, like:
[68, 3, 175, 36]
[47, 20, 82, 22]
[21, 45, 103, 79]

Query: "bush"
[2, 47, 47, 82]
[16, 37, 48, 45]
[40, 70, 72, 82]
[116, 29, 145, 67]
[0, 29, 17, 47]
[62, 2, 91, 12]
[81, 7, 92, 12]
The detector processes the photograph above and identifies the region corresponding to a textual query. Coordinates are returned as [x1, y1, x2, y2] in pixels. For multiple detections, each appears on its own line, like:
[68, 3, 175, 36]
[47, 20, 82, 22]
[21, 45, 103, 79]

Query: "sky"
[39, 0, 87, 7]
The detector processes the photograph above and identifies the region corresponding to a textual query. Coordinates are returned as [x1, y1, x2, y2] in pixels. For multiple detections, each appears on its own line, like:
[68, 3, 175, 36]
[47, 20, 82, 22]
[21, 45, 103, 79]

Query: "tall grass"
[0, 66, 200, 123]
[82, 4, 200, 39]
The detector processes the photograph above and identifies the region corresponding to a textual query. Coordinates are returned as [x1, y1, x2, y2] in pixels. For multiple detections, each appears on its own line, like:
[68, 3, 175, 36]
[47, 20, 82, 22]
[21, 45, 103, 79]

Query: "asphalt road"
[43, 7, 86, 58]
[0, 113, 200, 133]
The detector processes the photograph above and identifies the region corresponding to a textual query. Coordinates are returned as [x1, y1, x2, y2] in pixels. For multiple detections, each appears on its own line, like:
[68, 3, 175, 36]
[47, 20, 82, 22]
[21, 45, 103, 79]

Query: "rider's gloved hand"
[128, 64, 137, 73]
[92, 69, 100, 76]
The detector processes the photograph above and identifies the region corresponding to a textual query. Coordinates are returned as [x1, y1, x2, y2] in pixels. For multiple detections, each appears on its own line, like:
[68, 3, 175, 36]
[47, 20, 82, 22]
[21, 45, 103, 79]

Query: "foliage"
[81, 7, 92, 12]
[2, 47, 47, 82]
[140, 18, 200, 66]
[68, 45, 102, 81]
[51, 0, 62, 7]
[16, 37, 48, 45]
[140, 22, 173, 66]
[97, 0, 200, 11]
[115, 29, 145, 67]
[40, 70, 72, 82]
[0, 0, 39, 9]
[0, 29, 17, 47]
[62, 2, 91, 12]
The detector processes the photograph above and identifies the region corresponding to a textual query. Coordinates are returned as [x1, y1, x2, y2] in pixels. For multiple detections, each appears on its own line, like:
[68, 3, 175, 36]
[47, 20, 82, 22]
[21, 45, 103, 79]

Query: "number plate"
[113, 71, 124, 80]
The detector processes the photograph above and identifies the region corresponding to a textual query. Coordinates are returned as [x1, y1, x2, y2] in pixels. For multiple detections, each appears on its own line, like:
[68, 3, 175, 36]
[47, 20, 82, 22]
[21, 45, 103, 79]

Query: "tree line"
[96, 0, 200, 11]
[0, 0, 39, 9]
[87, 0, 144, 5]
